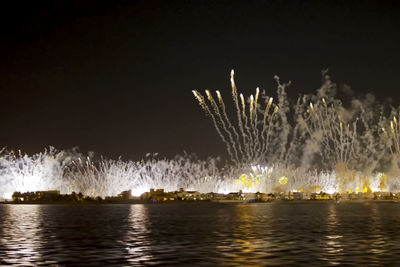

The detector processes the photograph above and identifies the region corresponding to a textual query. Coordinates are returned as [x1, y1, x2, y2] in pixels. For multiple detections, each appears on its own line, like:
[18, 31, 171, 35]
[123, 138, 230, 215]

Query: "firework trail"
[193, 70, 282, 165]
[205, 89, 239, 163]
[216, 90, 244, 158]
[231, 70, 251, 162]
[192, 90, 236, 163]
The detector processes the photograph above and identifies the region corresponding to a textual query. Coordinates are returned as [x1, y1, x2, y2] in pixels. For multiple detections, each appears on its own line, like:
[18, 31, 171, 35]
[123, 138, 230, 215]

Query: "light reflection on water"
[1, 203, 400, 266]
[0, 205, 44, 265]
[322, 204, 343, 265]
[125, 205, 153, 264]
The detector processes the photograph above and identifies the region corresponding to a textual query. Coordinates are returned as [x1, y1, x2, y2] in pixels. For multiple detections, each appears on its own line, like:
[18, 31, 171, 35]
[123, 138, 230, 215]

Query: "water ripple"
[1, 202, 400, 265]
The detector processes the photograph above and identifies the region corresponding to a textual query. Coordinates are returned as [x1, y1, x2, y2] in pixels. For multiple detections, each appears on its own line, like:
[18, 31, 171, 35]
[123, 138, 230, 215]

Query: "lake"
[1, 202, 399, 266]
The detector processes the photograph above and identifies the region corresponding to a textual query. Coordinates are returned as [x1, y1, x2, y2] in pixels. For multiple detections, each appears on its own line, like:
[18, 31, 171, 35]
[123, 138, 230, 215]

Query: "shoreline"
[1, 199, 400, 205]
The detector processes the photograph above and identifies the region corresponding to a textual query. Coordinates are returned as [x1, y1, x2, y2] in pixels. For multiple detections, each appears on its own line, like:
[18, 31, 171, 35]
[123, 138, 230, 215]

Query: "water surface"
[0, 202, 399, 266]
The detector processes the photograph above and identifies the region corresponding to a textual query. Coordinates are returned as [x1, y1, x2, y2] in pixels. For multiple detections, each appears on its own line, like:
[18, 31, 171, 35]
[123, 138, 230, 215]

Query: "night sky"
[1, 0, 400, 160]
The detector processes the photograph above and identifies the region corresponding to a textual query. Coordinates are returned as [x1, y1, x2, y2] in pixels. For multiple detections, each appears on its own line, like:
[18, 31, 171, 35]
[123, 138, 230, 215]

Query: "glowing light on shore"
[325, 189, 336, 195]
[3, 192, 12, 200]
[279, 176, 288, 185]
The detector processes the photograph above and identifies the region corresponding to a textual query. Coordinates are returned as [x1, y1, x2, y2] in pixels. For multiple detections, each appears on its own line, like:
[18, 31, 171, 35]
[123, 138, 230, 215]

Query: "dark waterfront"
[0, 202, 399, 266]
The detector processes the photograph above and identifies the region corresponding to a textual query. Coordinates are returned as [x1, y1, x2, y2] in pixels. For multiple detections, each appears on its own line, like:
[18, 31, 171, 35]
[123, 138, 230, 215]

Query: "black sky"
[1, 0, 400, 160]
